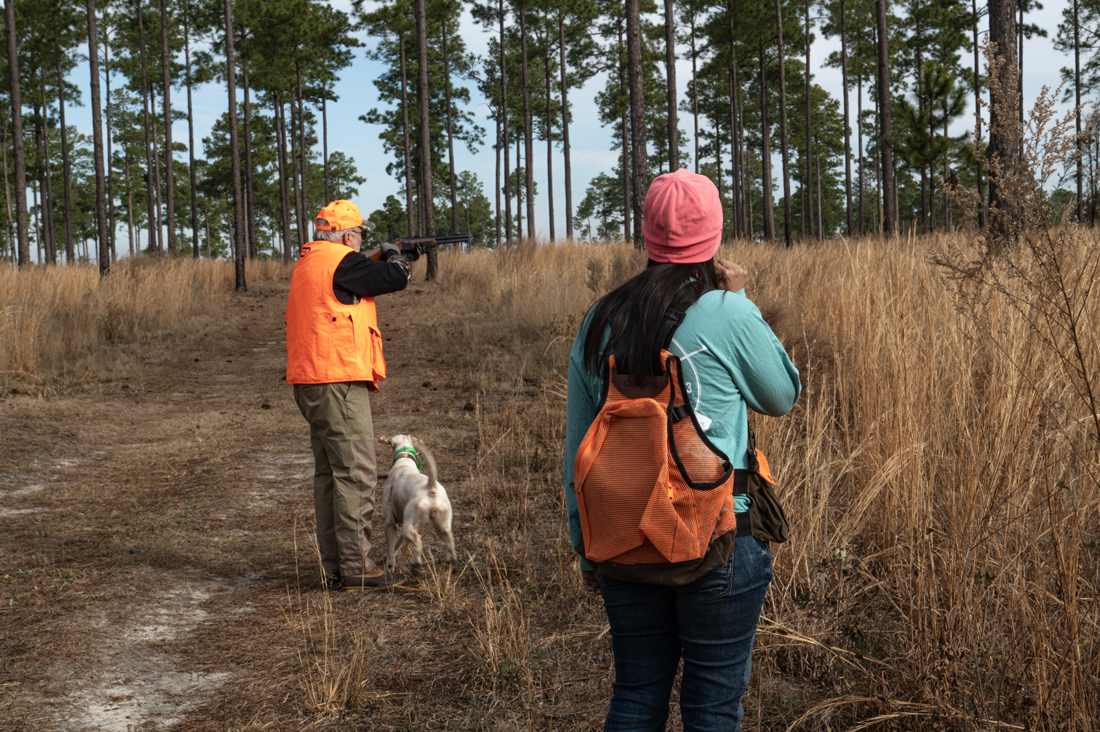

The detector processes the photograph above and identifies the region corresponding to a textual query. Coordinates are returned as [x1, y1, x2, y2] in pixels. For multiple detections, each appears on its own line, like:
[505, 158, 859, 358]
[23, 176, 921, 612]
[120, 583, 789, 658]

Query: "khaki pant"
[293, 381, 378, 577]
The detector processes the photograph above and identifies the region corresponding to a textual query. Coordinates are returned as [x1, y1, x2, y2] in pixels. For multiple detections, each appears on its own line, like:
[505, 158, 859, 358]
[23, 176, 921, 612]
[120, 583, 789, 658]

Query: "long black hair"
[582, 259, 718, 378]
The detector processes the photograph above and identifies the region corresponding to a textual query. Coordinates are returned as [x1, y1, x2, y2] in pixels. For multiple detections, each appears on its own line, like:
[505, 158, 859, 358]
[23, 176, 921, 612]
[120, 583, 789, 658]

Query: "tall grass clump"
[282, 531, 371, 718]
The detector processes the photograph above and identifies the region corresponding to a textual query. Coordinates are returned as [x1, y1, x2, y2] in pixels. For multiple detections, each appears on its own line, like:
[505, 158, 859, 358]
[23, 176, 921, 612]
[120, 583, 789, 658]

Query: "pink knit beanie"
[642, 169, 723, 264]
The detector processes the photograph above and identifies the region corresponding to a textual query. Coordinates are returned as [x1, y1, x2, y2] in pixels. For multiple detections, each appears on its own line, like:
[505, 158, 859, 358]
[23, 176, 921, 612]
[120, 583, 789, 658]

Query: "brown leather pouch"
[745, 438, 790, 544]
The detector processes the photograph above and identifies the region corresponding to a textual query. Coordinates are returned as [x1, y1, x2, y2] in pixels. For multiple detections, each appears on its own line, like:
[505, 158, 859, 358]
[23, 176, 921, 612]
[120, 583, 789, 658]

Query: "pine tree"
[222, 0, 245, 288]
[3, 0, 30, 265]
[625, 0, 646, 248]
[875, 0, 897, 235]
[987, 0, 1017, 243]
[87, 0, 110, 273]
[774, 0, 793, 246]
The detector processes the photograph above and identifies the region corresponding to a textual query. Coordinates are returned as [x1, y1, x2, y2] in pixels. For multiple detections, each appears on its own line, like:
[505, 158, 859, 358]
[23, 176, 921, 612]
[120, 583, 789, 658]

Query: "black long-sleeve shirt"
[331, 249, 411, 305]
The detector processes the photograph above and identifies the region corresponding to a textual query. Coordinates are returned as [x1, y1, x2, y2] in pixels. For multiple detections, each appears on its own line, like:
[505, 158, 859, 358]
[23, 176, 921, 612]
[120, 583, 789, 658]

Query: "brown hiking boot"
[341, 567, 405, 589]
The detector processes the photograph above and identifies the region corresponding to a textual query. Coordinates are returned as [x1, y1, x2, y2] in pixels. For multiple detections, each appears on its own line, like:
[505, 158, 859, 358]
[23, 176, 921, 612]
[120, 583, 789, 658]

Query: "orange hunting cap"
[315, 200, 365, 232]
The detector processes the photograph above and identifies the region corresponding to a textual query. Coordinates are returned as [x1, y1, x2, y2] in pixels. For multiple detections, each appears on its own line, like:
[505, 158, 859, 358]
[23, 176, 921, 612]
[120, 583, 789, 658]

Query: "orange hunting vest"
[285, 240, 386, 387]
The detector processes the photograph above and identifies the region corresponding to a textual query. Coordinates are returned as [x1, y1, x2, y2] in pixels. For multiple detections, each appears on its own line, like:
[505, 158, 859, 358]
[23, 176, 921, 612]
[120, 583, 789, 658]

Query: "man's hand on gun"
[379, 242, 405, 260]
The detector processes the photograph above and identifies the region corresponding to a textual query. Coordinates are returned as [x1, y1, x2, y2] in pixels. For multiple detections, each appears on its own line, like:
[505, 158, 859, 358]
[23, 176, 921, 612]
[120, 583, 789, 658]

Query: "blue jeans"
[598, 536, 773, 732]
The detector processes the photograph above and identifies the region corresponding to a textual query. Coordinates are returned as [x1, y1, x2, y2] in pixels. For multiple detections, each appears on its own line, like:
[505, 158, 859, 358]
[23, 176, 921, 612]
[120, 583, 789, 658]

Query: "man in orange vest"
[286, 200, 413, 590]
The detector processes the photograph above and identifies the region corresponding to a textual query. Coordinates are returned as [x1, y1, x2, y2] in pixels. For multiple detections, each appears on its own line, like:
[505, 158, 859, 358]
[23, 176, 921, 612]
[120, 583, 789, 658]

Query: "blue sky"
[57, 0, 1079, 243]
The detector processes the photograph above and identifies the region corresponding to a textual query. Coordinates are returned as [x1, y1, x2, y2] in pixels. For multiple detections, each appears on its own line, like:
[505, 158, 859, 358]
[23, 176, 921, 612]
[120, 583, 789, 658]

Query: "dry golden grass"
[436, 233, 1100, 729]
[0, 257, 291, 391]
[1, 233, 1097, 730]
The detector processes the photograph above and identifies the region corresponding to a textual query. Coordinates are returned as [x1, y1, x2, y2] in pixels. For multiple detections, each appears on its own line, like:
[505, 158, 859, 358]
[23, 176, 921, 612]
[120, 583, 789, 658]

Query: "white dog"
[378, 434, 457, 574]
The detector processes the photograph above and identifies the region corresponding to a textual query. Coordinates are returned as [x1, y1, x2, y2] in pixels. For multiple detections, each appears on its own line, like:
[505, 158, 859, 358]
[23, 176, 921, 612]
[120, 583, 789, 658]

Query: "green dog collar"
[392, 446, 421, 471]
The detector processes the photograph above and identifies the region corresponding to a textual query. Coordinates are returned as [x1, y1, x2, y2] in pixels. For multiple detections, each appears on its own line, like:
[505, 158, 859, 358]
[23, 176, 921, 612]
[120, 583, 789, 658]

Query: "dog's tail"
[411, 437, 439, 497]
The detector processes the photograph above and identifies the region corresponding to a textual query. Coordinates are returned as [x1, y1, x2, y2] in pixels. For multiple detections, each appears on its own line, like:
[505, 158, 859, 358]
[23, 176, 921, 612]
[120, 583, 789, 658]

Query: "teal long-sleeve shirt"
[563, 288, 802, 572]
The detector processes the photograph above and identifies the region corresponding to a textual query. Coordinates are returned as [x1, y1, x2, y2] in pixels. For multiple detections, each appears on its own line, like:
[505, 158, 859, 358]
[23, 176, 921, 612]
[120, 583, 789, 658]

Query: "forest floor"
[0, 272, 816, 732]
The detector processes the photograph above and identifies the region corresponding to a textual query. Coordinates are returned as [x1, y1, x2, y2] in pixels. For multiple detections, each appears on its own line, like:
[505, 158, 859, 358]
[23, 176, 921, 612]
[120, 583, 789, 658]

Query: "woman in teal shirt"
[564, 169, 801, 732]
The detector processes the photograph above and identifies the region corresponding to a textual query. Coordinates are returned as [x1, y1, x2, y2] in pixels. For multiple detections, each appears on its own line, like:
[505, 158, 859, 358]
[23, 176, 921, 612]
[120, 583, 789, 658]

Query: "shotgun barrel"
[393, 233, 470, 251]
[366, 233, 470, 261]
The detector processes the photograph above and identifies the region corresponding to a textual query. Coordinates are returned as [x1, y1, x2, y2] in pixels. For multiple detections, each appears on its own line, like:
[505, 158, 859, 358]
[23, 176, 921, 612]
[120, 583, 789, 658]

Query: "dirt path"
[0, 278, 610, 731]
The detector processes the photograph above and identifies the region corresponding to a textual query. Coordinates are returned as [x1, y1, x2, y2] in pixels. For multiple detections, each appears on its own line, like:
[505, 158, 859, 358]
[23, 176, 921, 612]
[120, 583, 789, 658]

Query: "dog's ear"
[378, 435, 392, 446]
[411, 436, 428, 448]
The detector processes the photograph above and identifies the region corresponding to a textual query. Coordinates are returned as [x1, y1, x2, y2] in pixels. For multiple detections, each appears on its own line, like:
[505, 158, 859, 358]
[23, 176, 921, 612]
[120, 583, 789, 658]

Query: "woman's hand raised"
[716, 259, 749, 293]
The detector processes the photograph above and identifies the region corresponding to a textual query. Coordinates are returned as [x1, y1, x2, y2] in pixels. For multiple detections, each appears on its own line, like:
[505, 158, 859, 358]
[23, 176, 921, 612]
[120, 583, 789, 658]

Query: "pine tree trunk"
[519, 2, 535, 239]
[929, 114, 937, 230]
[104, 15, 116, 261]
[626, 0, 647, 249]
[875, 0, 897, 236]
[1093, 129, 1098, 223]
[817, 145, 823, 237]
[619, 27, 630, 242]
[495, 113, 501, 246]
[665, 0, 678, 171]
[988, 0, 1017, 243]
[622, 110, 631, 240]
[544, 51, 554, 240]
[243, 59, 257, 258]
[41, 94, 57, 264]
[738, 78, 749, 237]
[275, 98, 293, 260]
[125, 151, 134, 256]
[290, 100, 304, 245]
[57, 63, 74, 262]
[159, 0, 175, 252]
[1017, 1, 1023, 136]
[914, 30, 926, 232]
[87, 0, 110, 274]
[858, 73, 865, 235]
[729, 62, 741, 238]
[1074, 0, 1082, 223]
[2, 123, 13, 262]
[499, 0, 511, 245]
[415, 0, 437, 278]
[464, 175, 472, 237]
[400, 31, 415, 238]
[800, 157, 807, 237]
[840, 0, 853, 236]
[5, 0, 29, 266]
[972, 0, 986, 227]
[443, 21, 459, 234]
[559, 8, 573, 240]
[295, 63, 308, 245]
[516, 132, 523, 234]
[322, 94, 329, 202]
[185, 15, 199, 257]
[137, 3, 158, 252]
[691, 18, 699, 173]
[804, 0, 813, 239]
[223, 0, 246, 290]
[875, 91, 881, 232]
[32, 180, 40, 262]
[942, 114, 950, 227]
[150, 89, 164, 251]
[775, 0, 793, 247]
[760, 44, 775, 241]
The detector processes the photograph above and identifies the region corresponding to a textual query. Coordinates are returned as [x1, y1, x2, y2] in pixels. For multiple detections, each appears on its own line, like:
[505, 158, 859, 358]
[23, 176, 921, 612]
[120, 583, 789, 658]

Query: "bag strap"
[746, 424, 761, 473]
[656, 305, 686, 351]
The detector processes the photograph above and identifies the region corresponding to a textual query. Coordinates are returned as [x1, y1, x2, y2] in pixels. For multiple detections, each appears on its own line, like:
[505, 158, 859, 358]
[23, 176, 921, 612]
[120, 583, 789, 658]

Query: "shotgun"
[366, 233, 471, 261]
